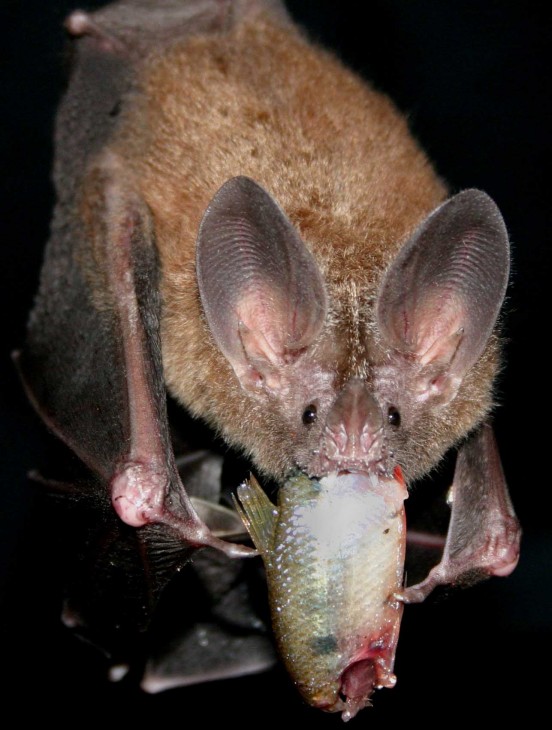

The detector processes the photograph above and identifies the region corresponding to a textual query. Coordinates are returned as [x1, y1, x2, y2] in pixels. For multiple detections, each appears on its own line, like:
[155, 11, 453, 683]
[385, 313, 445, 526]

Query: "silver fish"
[235, 469, 407, 720]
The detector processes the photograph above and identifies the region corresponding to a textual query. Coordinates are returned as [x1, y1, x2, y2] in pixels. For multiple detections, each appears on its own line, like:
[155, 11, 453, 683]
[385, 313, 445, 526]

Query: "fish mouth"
[331, 644, 400, 721]
[298, 579, 404, 720]
[301, 661, 376, 721]
[337, 658, 378, 721]
[341, 650, 400, 719]
[311, 656, 397, 722]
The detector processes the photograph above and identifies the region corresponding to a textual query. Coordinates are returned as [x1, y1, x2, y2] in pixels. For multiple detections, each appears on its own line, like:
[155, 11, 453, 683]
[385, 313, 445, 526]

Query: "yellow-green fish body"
[236, 470, 407, 720]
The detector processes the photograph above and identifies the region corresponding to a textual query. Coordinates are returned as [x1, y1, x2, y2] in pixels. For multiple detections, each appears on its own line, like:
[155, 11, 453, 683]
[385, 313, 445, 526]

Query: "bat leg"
[399, 422, 521, 604]
[92, 156, 253, 558]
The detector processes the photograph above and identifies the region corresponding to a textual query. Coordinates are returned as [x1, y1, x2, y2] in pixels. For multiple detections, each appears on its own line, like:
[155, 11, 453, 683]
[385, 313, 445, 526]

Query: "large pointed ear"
[377, 190, 509, 403]
[196, 176, 328, 393]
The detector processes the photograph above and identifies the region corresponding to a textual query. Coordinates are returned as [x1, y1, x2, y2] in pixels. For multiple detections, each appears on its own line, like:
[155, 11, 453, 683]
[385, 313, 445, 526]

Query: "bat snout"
[320, 378, 384, 472]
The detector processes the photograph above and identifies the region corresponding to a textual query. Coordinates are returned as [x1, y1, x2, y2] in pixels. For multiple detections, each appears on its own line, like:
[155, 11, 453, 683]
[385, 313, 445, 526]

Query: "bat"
[15, 0, 521, 713]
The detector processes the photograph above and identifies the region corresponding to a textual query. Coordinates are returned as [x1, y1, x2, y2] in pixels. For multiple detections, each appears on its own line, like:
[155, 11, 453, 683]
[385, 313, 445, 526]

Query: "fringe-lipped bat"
[16, 0, 521, 713]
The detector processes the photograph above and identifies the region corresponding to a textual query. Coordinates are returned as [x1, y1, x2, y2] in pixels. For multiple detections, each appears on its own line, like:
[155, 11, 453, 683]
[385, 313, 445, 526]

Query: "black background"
[1, 0, 550, 724]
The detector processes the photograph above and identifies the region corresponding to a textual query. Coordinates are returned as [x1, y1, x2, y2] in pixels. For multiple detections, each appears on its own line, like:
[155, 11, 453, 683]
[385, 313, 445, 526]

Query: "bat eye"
[388, 407, 401, 427]
[302, 404, 318, 425]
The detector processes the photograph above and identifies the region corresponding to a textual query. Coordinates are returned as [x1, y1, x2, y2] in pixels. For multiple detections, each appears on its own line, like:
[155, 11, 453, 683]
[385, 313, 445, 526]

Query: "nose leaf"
[324, 379, 383, 467]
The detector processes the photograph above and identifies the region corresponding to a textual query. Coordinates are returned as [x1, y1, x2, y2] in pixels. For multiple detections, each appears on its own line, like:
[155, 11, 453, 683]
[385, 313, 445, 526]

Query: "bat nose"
[323, 378, 383, 466]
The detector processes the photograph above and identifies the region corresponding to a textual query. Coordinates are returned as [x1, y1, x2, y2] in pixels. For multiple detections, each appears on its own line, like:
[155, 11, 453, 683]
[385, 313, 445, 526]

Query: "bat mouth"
[336, 466, 379, 476]
[316, 455, 387, 476]
[308, 441, 392, 480]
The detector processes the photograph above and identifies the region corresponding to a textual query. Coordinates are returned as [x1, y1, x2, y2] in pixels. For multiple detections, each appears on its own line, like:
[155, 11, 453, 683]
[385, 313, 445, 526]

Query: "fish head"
[298, 629, 402, 721]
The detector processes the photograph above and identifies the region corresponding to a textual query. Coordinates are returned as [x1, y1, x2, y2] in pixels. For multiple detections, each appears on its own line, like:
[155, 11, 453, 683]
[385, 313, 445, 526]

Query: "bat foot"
[483, 515, 521, 577]
[111, 461, 166, 528]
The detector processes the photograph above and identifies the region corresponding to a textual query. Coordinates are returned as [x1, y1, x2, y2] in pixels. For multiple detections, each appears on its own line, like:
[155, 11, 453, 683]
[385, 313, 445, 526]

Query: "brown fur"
[93, 14, 500, 480]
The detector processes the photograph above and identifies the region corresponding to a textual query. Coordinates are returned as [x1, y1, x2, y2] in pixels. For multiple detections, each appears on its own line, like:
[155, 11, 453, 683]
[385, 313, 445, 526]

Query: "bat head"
[196, 176, 509, 482]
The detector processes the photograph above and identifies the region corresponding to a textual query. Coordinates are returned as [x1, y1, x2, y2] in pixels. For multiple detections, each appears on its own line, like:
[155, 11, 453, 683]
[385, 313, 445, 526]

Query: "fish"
[235, 469, 408, 720]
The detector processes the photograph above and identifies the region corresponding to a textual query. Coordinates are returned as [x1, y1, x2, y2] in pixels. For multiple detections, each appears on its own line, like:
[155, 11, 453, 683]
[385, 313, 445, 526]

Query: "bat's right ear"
[377, 190, 510, 404]
[196, 176, 328, 394]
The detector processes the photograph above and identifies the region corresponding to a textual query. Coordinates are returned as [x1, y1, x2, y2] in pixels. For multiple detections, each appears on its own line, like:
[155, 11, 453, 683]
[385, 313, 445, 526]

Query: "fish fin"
[190, 496, 248, 540]
[234, 475, 277, 554]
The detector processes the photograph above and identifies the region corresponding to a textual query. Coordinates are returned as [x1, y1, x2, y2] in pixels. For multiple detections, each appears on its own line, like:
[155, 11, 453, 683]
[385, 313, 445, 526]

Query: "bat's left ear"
[196, 176, 328, 393]
[376, 190, 510, 403]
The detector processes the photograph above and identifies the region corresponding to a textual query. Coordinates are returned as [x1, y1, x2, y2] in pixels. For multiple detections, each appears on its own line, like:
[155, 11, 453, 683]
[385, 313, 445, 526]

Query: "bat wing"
[400, 422, 521, 603]
[14, 0, 294, 661]
[16, 158, 252, 658]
